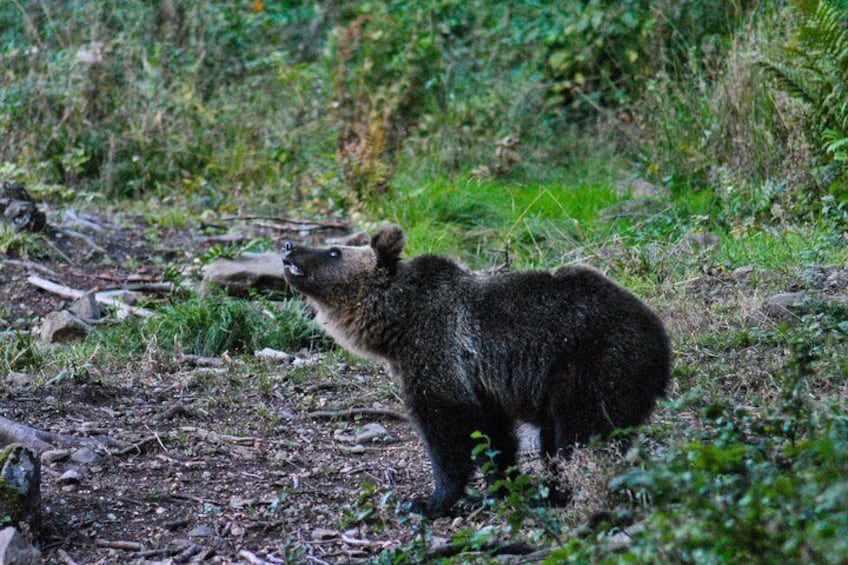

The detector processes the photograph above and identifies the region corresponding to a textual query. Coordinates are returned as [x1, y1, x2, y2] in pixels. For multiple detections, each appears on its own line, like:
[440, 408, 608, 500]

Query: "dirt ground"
[1, 209, 568, 564]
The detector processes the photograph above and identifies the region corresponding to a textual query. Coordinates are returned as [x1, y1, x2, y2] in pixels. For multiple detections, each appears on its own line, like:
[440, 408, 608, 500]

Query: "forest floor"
[2, 202, 846, 564]
[1, 208, 574, 564]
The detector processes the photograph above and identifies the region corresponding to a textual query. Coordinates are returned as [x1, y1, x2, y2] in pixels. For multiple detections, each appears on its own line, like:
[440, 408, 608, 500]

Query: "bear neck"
[313, 257, 468, 364]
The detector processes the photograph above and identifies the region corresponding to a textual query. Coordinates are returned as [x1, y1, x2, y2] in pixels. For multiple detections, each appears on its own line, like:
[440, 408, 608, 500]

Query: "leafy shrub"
[544, 0, 753, 110]
[606, 401, 848, 564]
[0, 1, 332, 201]
[763, 1, 848, 163]
[761, 0, 848, 218]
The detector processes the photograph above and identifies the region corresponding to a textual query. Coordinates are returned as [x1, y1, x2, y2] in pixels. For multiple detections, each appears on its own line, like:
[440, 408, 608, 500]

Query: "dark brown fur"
[282, 225, 671, 518]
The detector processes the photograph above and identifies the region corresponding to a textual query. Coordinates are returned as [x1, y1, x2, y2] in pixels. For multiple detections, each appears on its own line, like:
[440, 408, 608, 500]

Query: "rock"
[761, 292, 810, 322]
[187, 524, 216, 538]
[0, 444, 41, 529]
[354, 423, 391, 444]
[39, 311, 90, 343]
[3, 372, 33, 389]
[57, 469, 82, 486]
[40, 450, 71, 465]
[825, 269, 848, 291]
[311, 528, 338, 541]
[798, 265, 834, 290]
[68, 292, 104, 321]
[0, 180, 46, 233]
[254, 347, 294, 363]
[0, 527, 42, 565]
[70, 447, 100, 465]
[732, 265, 755, 280]
[200, 253, 290, 298]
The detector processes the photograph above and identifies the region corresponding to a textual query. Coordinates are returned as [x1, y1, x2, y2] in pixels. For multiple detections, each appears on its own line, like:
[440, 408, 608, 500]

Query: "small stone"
[69, 292, 104, 321]
[57, 469, 82, 485]
[254, 347, 294, 363]
[188, 524, 216, 538]
[825, 269, 848, 291]
[200, 253, 290, 298]
[732, 265, 754, 279]
[39, 310, 90, 343]
[354, 423, 391, 444]
[311, 528, 338, 541]
[229, 495, 255, 509]
[3, 372, 33, 389]
[761, 292, 810, 322]
[40, 449, 71, 464]
[0, 527, 42, 565]
[70, 447, 100, 465]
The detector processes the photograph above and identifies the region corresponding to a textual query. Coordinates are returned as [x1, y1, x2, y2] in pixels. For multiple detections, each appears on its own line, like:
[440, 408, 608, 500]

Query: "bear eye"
[328, 247, 341, 258]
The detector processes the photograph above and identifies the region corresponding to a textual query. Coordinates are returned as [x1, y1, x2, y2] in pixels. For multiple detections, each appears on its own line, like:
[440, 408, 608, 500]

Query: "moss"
[0, 444, 41, 528]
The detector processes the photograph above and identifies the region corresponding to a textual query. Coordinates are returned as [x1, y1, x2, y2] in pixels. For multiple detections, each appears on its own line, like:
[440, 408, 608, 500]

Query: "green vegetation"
[3, 0, 848, 562]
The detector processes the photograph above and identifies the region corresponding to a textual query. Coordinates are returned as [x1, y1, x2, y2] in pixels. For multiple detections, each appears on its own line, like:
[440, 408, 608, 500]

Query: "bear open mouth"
[282, 259, 305, 277]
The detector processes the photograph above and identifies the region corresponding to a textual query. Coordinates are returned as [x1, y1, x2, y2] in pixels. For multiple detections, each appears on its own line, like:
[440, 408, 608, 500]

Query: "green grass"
[144, 294, 320, 357]
[381, 170, 624, 267]
[712, 227, 848, 269]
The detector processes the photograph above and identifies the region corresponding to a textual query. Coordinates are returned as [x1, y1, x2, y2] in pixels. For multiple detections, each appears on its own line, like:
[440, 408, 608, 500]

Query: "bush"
[0, 1, 333, 202]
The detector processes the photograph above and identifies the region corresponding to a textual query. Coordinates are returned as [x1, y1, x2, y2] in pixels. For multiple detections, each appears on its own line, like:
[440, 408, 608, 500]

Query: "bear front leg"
[409, 407, 479, 519]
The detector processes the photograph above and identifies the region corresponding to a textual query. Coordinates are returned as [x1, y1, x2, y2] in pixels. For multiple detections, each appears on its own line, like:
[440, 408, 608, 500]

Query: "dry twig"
[305, 407, 408, 421]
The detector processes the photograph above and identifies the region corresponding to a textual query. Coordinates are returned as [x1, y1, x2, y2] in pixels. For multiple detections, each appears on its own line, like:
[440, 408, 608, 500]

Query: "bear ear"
[371, 224, 406, 266]
[342, 231, 370, 247]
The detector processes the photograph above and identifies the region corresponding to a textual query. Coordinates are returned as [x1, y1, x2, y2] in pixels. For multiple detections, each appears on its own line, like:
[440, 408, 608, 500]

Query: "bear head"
[282, 224, 406, 308]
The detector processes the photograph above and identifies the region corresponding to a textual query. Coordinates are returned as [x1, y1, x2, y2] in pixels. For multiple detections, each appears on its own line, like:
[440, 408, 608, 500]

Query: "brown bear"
[282, 225, 671, 518]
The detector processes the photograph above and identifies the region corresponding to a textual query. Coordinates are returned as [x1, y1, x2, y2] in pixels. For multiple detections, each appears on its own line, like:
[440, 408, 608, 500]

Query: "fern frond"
[759, 60, 822, 106]
[809, 2, 848, 65]
[823, 128, 848, 160]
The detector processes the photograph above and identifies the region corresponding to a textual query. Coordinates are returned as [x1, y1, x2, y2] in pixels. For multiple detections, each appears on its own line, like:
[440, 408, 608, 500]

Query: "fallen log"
[26, 275, 156, 318]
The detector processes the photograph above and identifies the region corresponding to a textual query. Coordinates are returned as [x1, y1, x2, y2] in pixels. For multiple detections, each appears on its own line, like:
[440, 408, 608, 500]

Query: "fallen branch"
[238, 549, 270, 564]
[54, 227, 110, 256]
[0, 416, 91, 452]
[26, 275, 156, 318]
[115, 436, 162, 456]
[25, 274, 83, 299]
[0, 415, 128, 453]
[95, 539, 143, 552]
[305, 407, 408, 421]
[221, 214, 350, 231]
[180, 426, 258, 446]
[1, 258, 59, 277]
[169, 492, 223, 506]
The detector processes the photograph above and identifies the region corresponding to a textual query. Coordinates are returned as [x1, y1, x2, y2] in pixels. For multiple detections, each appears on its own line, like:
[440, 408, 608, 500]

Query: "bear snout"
[281, 244, 306, 278]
